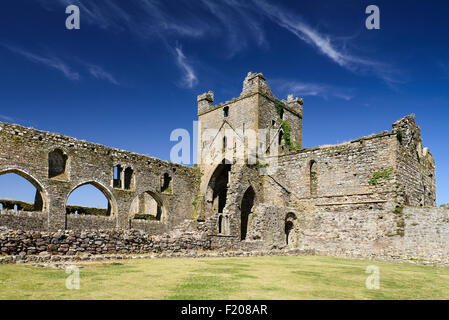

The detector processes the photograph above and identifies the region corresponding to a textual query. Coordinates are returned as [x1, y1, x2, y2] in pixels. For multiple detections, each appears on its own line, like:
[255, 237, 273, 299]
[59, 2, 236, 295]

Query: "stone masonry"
[0, 72, 447, 264]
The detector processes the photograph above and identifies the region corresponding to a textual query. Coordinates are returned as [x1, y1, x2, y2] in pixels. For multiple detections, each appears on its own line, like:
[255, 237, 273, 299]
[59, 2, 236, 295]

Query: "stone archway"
[285, 212, 297, 247]
[205, 160, 232, 215]
[240, 186, 255, 240]
[129, 191, 166, 222]
[65, 181, 118, 229]
[0, 168, 48, 213]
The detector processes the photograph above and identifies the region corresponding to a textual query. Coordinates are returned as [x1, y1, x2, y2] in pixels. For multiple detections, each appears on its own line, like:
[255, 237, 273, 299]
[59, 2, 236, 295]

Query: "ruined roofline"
[197, 91, 302, 118]
[0, 121, 192, 170]
[197, 72, 303, 117]
[267, 114, 429, 158]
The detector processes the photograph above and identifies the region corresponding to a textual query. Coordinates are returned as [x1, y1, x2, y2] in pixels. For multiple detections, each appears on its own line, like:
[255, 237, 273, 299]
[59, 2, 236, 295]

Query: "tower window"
[223, 136, 228, 149]
[279, 109, 284, 120]
[223, 106, 229, 118]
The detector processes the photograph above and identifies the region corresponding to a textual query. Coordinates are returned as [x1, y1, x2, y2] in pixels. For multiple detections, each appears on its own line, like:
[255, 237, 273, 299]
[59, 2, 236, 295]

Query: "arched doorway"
[206, 160, 232, 215]
[240, 186, 255, 240]
[285, 212, 297, 246]
[0, 169, 47, 213]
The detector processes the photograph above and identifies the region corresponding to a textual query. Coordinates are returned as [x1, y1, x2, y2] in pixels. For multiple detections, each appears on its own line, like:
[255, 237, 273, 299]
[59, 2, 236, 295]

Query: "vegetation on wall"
[369, 167, 394, 185]
[66, 205, 109, 217]
[0, 199, 35, 211]
[275, 99, 300, 151]
[396, 129, 403, 143]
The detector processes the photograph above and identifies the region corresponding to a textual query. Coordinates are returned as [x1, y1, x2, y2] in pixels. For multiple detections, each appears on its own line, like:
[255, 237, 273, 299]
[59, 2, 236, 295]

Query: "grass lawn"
[0, 255, 448, 300]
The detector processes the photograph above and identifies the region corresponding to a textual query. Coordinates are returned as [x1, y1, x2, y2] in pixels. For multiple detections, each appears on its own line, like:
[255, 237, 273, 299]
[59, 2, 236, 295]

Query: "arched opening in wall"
[113, 165, 123, 188]
[285, 212, 297, 246]
[130, 191, 165, 222]
[124, 167, 134, 190]
[218, 215, 223, 234]
[285, 221, 294, 245]
[0, 171, 46, 213]
[223, 106, 229, 118]
[66, 183, 112, 217]
[161, 173, 172, 194]
[309, 160, 318, 197]
[48, 149, 68, 179]
[240, 186, 255, 240]
[279, 108, 284, 120]
[206, 160, 232, 215]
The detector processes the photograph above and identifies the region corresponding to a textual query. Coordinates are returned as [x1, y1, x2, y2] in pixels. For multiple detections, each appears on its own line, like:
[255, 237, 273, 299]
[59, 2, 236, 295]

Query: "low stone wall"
[0, 248, 317, 265]
[66, 215, 116, 231]
[244, 204, 449, 264]
[399, 207, 449, 262]
[129, 219, 169, 235]
[0, 228, 210, 257]
[0, 211, 46, 231]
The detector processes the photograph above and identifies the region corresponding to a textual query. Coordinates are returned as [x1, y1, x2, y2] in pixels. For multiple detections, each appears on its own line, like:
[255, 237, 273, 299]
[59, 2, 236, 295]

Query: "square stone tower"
[197, 72, 303, 166]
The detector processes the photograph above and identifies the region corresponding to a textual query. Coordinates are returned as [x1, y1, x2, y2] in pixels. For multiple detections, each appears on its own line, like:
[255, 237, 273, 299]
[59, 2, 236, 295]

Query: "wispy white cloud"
[2, 43, 121, 85]
[271, 79, 354, 101]
[175, 46, 198, 88]
[86, 64, 120, 85]
[1, 44, 80, 80]
[35, 0, 402, 86]
[251, 0, 402, 85]
[38, 0, 265, 55]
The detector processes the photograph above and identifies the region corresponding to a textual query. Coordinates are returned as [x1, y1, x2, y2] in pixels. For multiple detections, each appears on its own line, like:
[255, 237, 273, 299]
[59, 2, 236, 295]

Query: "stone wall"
[0, 227, 210, 257]
[0, 211, 46, 231]
[393, 115, 436, 207]
[0, 122, 200, 232]
[263, 131, 398, 208]
[242, 205, 449, 264]
[399, 207, 449, 261]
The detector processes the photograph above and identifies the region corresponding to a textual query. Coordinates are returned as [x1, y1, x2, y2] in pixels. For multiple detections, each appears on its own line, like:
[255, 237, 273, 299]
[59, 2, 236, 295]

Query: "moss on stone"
[396, 129, 403, 143]
[369, 167, 394, 185]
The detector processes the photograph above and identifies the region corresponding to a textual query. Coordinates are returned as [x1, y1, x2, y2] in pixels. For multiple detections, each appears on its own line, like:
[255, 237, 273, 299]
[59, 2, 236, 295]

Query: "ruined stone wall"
[393, 115, 436, 207]
[243, 205, 449, 263]
[263, 131, 399, 208]
[258, 94, 302, 152]
[398, 207, 449, 261]
[0, 227, 210, 257]
[0, 211, 46, 231]
[0, 122, 200, 232]
[197, 91, 259, 166]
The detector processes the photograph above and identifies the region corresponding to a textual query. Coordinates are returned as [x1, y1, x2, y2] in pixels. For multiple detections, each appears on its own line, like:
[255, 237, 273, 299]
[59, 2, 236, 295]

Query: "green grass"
[0, 256, 449, 300]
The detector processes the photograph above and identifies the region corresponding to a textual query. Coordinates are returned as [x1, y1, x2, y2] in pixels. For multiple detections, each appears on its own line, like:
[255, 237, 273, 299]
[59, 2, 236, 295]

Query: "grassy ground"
[0, 255, 448, 300]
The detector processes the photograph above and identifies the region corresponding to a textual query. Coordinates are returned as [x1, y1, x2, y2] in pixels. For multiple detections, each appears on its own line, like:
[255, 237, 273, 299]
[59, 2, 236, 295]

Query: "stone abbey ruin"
[1, 72, 448, 263]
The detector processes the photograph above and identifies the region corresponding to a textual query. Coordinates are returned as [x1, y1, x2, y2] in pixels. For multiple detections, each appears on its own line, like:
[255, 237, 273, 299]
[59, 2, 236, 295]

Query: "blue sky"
[0, 0, 448, 207]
